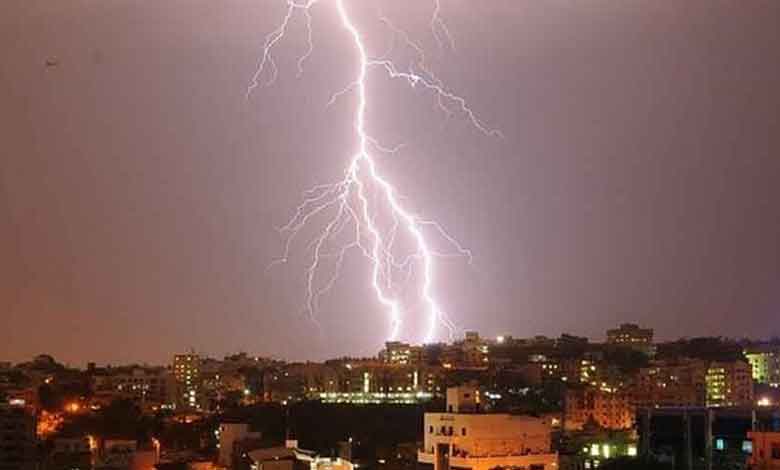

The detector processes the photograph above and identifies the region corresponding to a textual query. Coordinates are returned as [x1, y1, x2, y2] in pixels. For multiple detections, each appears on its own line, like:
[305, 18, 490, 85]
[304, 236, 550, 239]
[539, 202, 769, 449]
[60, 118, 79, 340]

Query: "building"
[747, 432, 780, 469]
[217, 421, 263, 467]
[380, 342, 423, 366]
[606, 323, 654, 355]
[93, 439, 157, 470]
[630, 359, 708, 408]
[49, 437, 93, 470]
[564, 387, 634, 431]
[317, 365, 438, 404]
[259, 361, 443, 404]
[460, 332, 489, 367]
[114, 367, 176, 409]
[705, 360, 754, 407]
[173, 354, 201, 410]
[0, 404, 37, 470]
[746, 346, 780, 387]
[246, 441, 354, 470]
[418, 386, 558, 470]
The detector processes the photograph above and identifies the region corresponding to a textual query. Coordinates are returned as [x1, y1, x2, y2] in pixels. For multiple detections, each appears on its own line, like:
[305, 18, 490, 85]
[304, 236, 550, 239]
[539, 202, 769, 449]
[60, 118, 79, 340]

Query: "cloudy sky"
[1, 0, 779, 366]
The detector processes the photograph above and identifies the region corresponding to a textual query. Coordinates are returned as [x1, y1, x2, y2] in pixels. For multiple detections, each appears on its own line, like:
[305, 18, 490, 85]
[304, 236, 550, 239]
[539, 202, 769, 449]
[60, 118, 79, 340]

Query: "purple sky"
[1, 0, 779, 366]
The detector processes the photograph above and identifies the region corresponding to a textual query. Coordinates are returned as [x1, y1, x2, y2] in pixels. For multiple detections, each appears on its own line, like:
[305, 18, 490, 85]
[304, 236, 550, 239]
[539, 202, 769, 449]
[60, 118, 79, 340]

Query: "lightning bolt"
[251, 0, 499, 344]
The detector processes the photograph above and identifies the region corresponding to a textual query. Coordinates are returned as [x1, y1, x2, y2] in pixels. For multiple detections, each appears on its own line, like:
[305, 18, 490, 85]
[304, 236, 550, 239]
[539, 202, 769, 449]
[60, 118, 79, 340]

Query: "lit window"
[742, 441, 753, 455]
[716, 439, 726, 451]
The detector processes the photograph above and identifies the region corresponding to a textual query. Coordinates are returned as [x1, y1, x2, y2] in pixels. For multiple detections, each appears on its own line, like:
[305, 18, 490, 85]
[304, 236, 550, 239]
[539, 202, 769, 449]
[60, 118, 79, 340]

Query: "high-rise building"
[418, 386, 558, 470]
[564, 386, 634, 431]
[606, 323, 654, 355]
[745, 346, 780, 387]
[0, 404, 37, 470]
[705, 360, 754, 407]
[630, 359, 708, 408]
[380, 342, 423, 366]
[114, 367, 176, 408]
[461, 332, 489, 367]
[173, 353, 201, 410]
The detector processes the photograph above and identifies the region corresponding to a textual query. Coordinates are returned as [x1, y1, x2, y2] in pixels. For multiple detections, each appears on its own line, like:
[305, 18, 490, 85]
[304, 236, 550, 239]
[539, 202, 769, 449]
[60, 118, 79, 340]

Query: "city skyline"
[2, 1, 780, 366]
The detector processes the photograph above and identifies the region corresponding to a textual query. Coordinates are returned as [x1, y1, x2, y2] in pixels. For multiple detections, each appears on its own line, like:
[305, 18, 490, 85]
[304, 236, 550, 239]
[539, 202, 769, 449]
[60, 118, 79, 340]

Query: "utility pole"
[684, 409, 693, 470]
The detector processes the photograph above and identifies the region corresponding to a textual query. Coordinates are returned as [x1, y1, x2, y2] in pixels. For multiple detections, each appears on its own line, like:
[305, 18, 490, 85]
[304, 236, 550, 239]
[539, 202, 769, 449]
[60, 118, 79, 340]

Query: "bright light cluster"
[251, 0, 499, 344]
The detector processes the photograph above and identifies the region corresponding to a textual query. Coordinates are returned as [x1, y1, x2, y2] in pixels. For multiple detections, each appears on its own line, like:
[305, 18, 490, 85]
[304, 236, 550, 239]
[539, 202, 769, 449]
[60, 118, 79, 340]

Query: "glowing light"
[88, 435, 98, 452]
[253, 0, 499, 344]
[758, 396, 772, 407]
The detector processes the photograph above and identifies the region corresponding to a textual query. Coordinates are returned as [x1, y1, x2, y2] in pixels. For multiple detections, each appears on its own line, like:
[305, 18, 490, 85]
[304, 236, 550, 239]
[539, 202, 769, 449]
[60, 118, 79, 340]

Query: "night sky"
[1, 1, 779, 366]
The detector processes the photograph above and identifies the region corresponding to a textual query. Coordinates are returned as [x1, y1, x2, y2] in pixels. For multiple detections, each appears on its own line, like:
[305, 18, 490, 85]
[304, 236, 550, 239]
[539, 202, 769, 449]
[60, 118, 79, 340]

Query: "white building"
[418, 386, 558, 470]
[247, 441, 354, 470]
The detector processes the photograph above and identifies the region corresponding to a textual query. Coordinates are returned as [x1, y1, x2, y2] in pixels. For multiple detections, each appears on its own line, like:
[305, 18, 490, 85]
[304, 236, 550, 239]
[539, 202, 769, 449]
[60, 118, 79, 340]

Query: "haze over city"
[2, 0, 779, 367]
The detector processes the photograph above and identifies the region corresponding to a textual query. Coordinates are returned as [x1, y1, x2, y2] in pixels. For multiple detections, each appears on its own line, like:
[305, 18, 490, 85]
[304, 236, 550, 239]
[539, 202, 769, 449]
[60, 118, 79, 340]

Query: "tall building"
[705, 360, 754, 407]
[114, 367, 175, 408]
[745, 345, 780, 387]
[461, 332, 489, 367]
[418, 386, 558, 470]
[0, 404, 37, 470]
[564, 386, 634, 431]
[380, 342, 423, 366]
[173, 353, 201, 410]
[631, 359, 708, 408]
[606, 323, 654, 355]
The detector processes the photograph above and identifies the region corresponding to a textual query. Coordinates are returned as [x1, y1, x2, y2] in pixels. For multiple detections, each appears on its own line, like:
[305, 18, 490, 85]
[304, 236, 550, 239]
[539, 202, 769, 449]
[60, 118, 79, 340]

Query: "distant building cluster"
[3, 324, 780, 470]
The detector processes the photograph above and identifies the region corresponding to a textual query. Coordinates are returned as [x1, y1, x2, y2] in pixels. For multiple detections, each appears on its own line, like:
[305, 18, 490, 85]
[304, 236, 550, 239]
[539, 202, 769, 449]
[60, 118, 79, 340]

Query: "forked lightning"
[250, 0, 499, 344]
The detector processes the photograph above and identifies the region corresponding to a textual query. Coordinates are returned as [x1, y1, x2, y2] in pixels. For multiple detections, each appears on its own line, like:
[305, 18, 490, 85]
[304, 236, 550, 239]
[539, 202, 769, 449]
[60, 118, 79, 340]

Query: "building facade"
[747, 432, 780, 470]
[706, 360, 754, 407]
[173, 353, 201, 410]
[0, 404, 37, 470]
[630, 359, 708, 407]
[380, 342, 423, 366]
[564, 387, 634, 431]
[606, 323, 654, 355]
[746, 346, 780, 388]
[418, 386, 558, 470]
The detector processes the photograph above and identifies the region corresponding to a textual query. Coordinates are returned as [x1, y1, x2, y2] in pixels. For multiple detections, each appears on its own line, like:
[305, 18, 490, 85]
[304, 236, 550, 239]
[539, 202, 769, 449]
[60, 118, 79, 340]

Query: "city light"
[65, 402, 80, 413]
[757, 396, 772, 407]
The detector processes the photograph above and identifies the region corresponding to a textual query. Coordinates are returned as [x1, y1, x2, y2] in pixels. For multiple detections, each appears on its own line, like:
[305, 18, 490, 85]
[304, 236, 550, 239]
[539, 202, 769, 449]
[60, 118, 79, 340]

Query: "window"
[772, 443, 780, 460]
[742, 440, 753, 455]
[429, 426, 434, 434]
[715, 439, 726, 451]
[461, 428, 466, 436]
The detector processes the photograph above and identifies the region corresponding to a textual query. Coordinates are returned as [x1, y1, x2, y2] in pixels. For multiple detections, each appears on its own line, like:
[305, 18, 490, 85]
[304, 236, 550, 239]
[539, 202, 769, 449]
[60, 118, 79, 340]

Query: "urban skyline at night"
[3, 1, 779, 367]
[4, 2, 780, 469]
